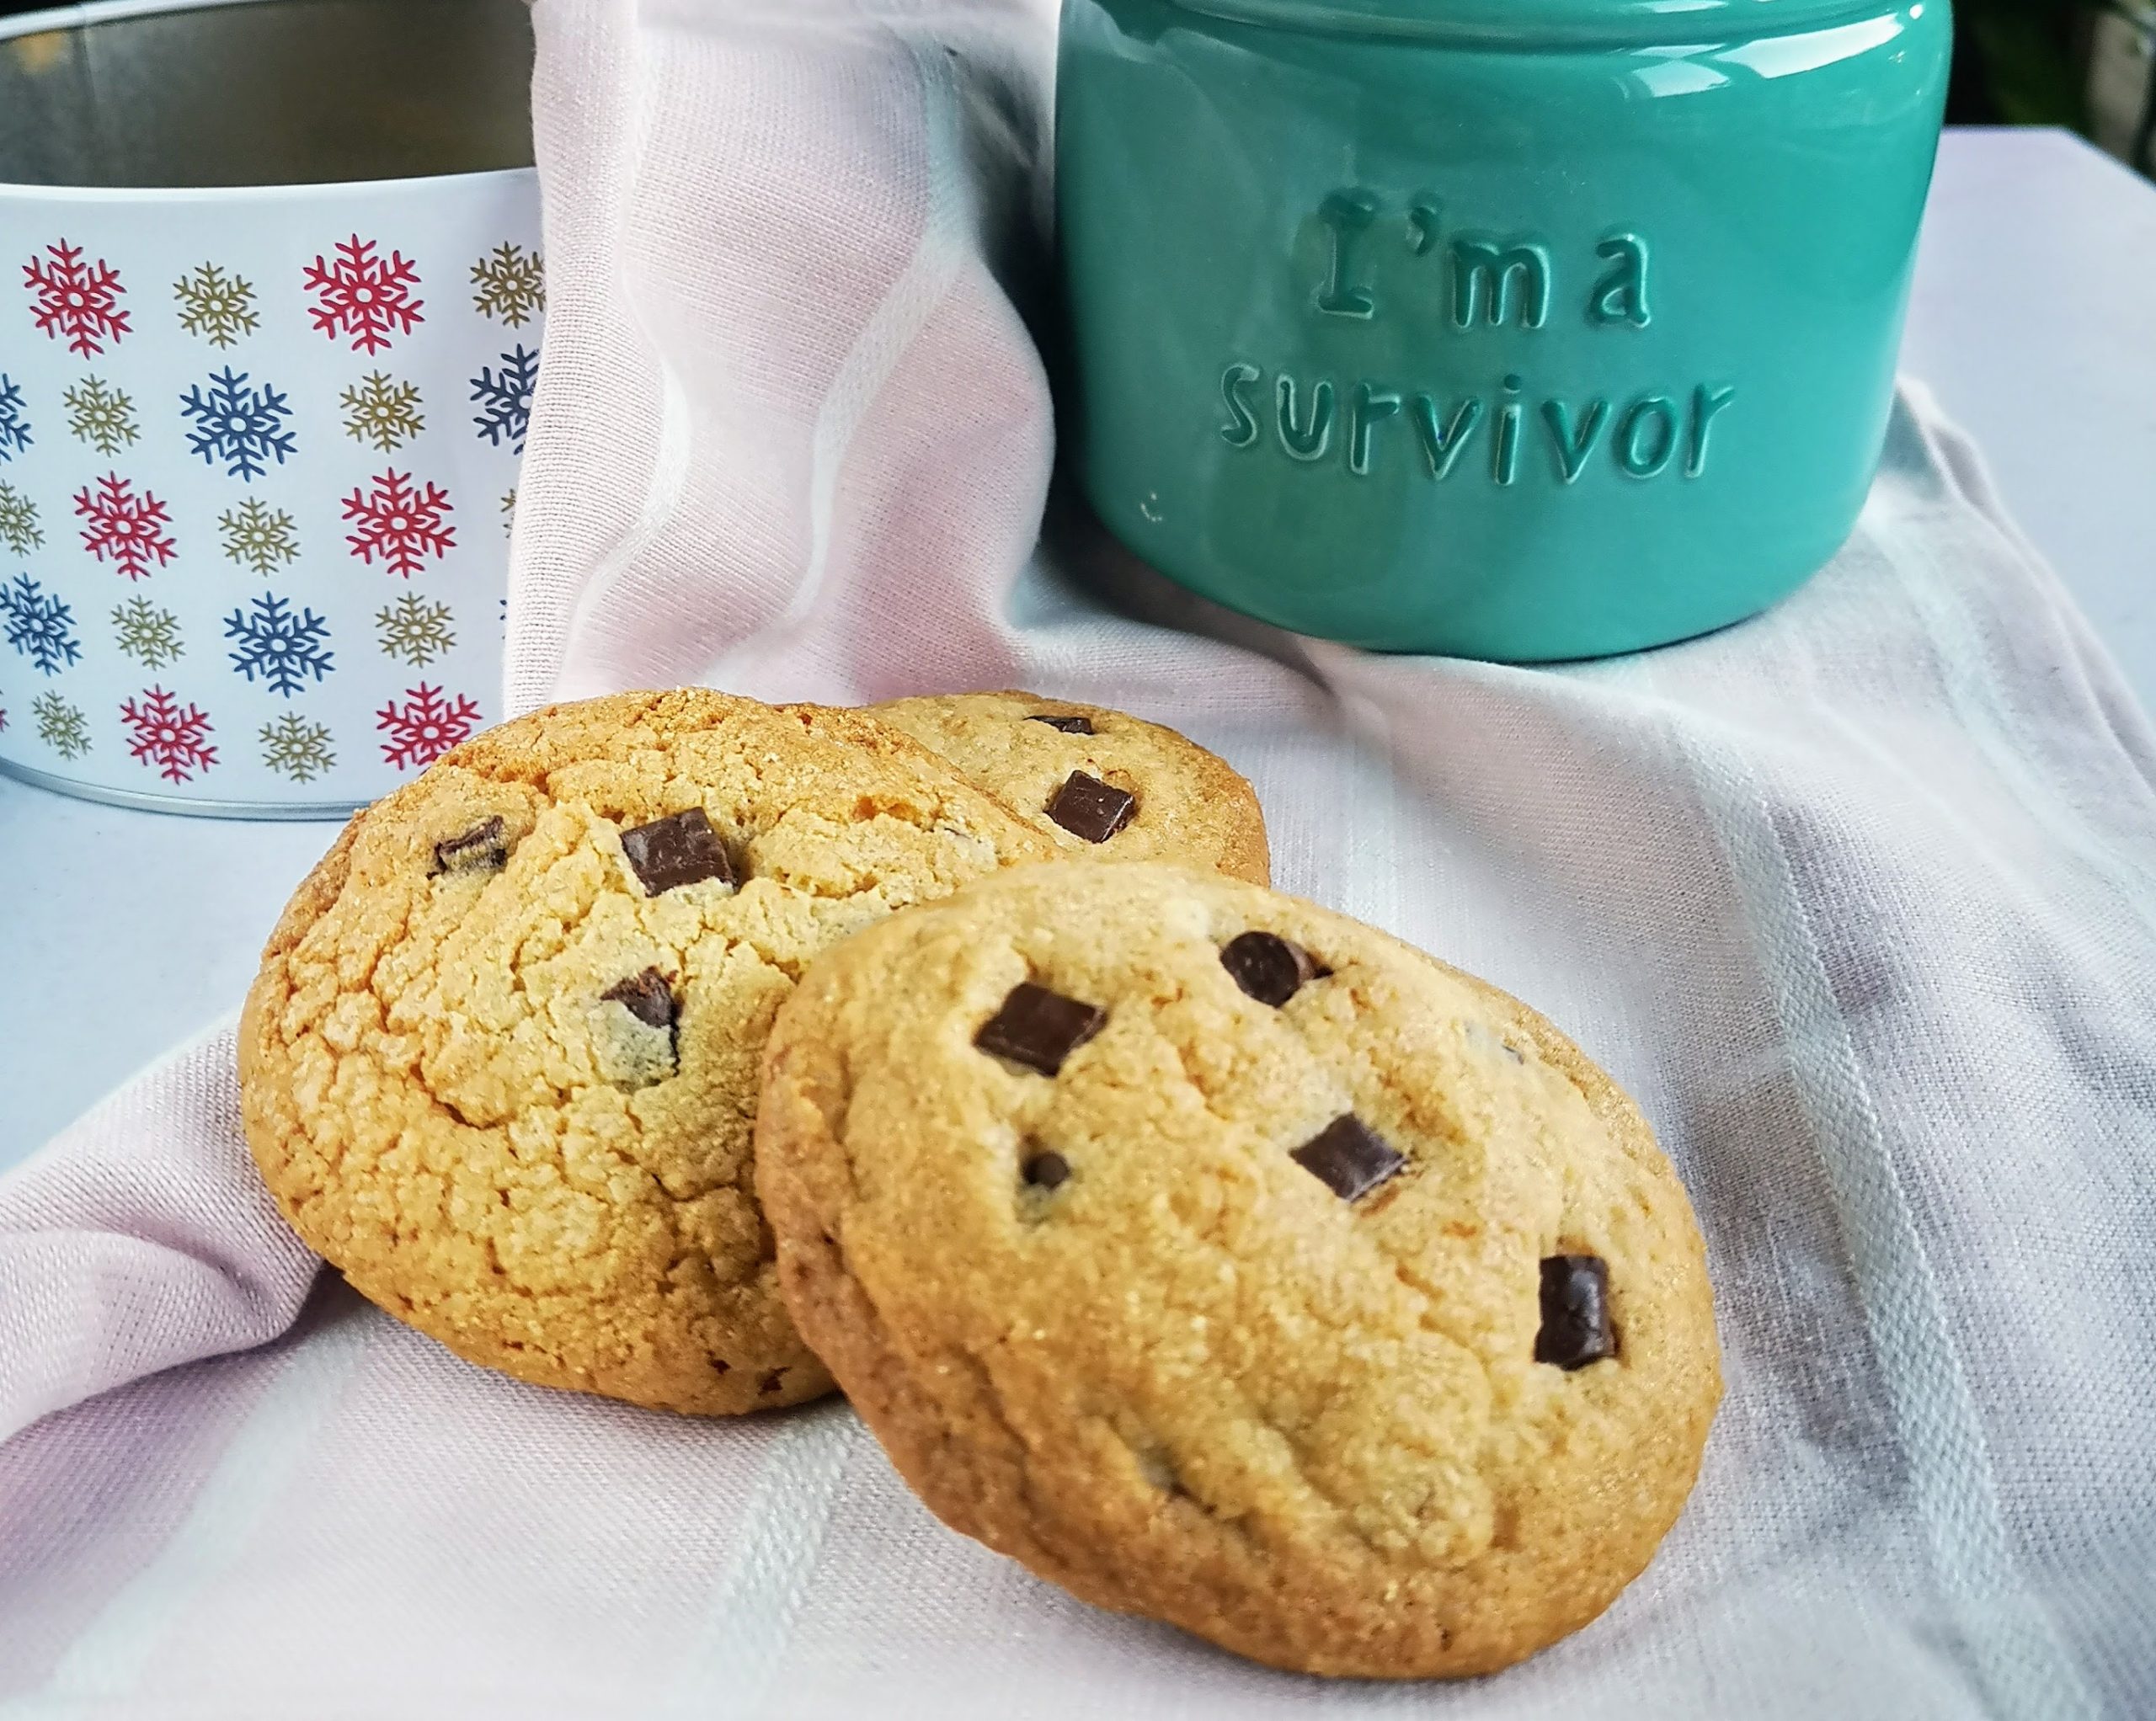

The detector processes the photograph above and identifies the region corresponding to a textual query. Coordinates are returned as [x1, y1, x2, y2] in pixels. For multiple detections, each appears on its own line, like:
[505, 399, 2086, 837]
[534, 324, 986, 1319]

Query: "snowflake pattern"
[225, 591, 334, 696]
[218, 498, 299, 576]
[173, 262, 259, 348]
[377, 683, 481, 770]
[341, 370, 424, 451]
[1, 573, 80, 675]
[62, 375, 139, 456]
[304, 236, 424, 354]
[0, 374, 29, 461]
[33, 692, 90, 760]
[344, 469, 454, 578]
[112, 594, 184, 669]
[179, 365, 296, 480]
[376, 592, 456, 666]
[24, 241, 130, 357]
[470, 344, 538, 454]
[260, 712, 336, 782]
[76, 473, 177, 579]
[471, 242, 544, 327]
[120, 685, 217, 782]
[0, 482, 40, 554]
[501, 489, 516, 536]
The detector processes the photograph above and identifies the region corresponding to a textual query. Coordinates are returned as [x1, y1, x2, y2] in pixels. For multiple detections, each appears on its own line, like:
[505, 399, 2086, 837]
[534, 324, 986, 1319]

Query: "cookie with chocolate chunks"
[865, 690, 1269, 882]
[755, 860, 1718, 1679]
[239, 690, 1057, 1416]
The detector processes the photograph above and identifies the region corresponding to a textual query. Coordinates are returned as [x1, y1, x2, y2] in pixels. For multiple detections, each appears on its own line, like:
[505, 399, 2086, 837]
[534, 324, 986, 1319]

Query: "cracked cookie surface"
[755, 860, 1719, 1675]
[239, 690, 1059, 1415]
[866, 691, 1269, 883]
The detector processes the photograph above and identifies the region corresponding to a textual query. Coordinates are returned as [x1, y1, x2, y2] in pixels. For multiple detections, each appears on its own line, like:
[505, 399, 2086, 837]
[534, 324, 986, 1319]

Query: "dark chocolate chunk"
[1220, 931, 1328, 1006]
[1045, 771, 1136, 845]
[974, 982, 1107, 1077]
[620, 807, 735, 896]
[1022, 1150, 1071, 1190]
[601, 967, 675, 1031]
[1290, 1114, 1405, 1202]
[1027, 712, 1095, 735]
[759, 1367, 787, 1396]
[1535, 1255, 1615, 1369]
[433, 816, 507, 875]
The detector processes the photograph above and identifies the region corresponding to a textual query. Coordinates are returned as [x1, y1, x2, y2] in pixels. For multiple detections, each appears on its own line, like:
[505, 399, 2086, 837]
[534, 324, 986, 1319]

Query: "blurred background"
[1950, 0, 2156, 168]
[0, 0, 2152, 179]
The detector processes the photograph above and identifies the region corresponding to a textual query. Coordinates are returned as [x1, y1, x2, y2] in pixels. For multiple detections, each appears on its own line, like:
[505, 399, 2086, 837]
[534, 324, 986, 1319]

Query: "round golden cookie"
[755, 861, 1720, 1676]
[865, 691, 1269, 884]
[239, 690, 1059, 1415]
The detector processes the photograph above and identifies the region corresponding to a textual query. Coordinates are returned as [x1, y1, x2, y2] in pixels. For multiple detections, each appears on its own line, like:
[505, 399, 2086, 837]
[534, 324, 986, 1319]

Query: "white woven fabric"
[4, 2, 2154, 1713]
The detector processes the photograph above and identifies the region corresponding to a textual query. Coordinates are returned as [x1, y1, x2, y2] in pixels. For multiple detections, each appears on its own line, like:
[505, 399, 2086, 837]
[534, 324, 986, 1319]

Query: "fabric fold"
[0, 1020, 318, 1447]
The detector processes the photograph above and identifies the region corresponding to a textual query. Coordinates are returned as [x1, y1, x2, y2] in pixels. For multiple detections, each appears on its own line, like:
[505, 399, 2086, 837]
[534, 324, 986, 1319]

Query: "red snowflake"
[24, 241, 130, 357]
[75, 473, 178, 581]
[304, 236, 424, 354]
[377, 684, 482, 771]
[343, 468, 455, 578]
[120, 686, 217, 783]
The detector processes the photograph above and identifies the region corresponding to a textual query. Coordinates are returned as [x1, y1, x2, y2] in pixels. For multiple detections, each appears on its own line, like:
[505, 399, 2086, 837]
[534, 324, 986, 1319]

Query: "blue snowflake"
[1, 573, 80, 675]
[471, 344, 538, 454]
[180, 366, 297, 480]
[0, 375, 30, 462]
[223, 591, 333, 696]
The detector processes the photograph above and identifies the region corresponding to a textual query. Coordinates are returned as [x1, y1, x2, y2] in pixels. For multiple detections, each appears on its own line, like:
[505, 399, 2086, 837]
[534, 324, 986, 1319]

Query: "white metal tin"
[0, 0, 538, 817]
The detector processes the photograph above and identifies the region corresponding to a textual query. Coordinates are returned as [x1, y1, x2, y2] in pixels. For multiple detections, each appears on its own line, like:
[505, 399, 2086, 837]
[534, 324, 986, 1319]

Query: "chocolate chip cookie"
[865, 691, 1269, 883]
[755, 860, 1719, 1676]
[238, 690, 1059, 1415]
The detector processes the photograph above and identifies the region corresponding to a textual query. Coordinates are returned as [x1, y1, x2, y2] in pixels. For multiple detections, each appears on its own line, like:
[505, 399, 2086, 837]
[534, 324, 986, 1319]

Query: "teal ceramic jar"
[1055, 0, 1951, 658]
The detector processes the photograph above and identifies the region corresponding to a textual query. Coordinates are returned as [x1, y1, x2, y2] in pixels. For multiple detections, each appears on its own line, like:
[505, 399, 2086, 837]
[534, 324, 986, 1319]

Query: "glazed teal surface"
[1055, 0, 1952, 658]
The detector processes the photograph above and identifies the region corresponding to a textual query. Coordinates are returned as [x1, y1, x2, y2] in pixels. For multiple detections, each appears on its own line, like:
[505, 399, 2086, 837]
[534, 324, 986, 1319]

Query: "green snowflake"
[340, 370, 424, 452]
[219, 497, 299, 575]
[111, 594, 184, 669]
[33, 691, 91, 760]
[63, 376, 139, 456]
[0, 482, 40, 555]
[376, 591, 456, 666]
[471, 242, 544, 328]
[259, 712, 335, 782]
[174, 262, 260, 348]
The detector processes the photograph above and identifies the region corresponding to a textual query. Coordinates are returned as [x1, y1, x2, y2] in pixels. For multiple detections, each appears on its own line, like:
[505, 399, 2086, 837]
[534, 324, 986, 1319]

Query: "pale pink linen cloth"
[5, 2, 2156, 1714]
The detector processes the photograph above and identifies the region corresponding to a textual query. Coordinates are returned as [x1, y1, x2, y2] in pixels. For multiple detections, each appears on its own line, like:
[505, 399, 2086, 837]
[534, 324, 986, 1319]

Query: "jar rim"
[1162, 0, 1928, 51]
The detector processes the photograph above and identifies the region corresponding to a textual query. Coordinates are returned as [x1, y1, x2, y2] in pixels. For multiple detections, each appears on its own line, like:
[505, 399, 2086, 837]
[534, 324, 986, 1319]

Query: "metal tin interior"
[0, 0, 534, 190]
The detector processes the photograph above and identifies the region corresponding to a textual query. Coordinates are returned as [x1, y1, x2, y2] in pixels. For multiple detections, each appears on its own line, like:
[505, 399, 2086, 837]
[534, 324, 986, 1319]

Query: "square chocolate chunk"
[602, 967, 676, 1031]
[1046, 771, 1136, 845]
[433, 816, 508, 875]
[1290, 1114, 1404, 1202]
[620, 807, 735, 896]
[1027, 713, 1095, 735]
[1220, 931, 1328, 1006]
[1535, 1255, 1615, 1369]
[974, 982, 1107, 1077]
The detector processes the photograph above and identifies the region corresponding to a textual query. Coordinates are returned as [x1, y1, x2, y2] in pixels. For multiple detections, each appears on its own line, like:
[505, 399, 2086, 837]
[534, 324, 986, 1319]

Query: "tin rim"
[0, 755, 365, 820]
[0, 0, 537, 198]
